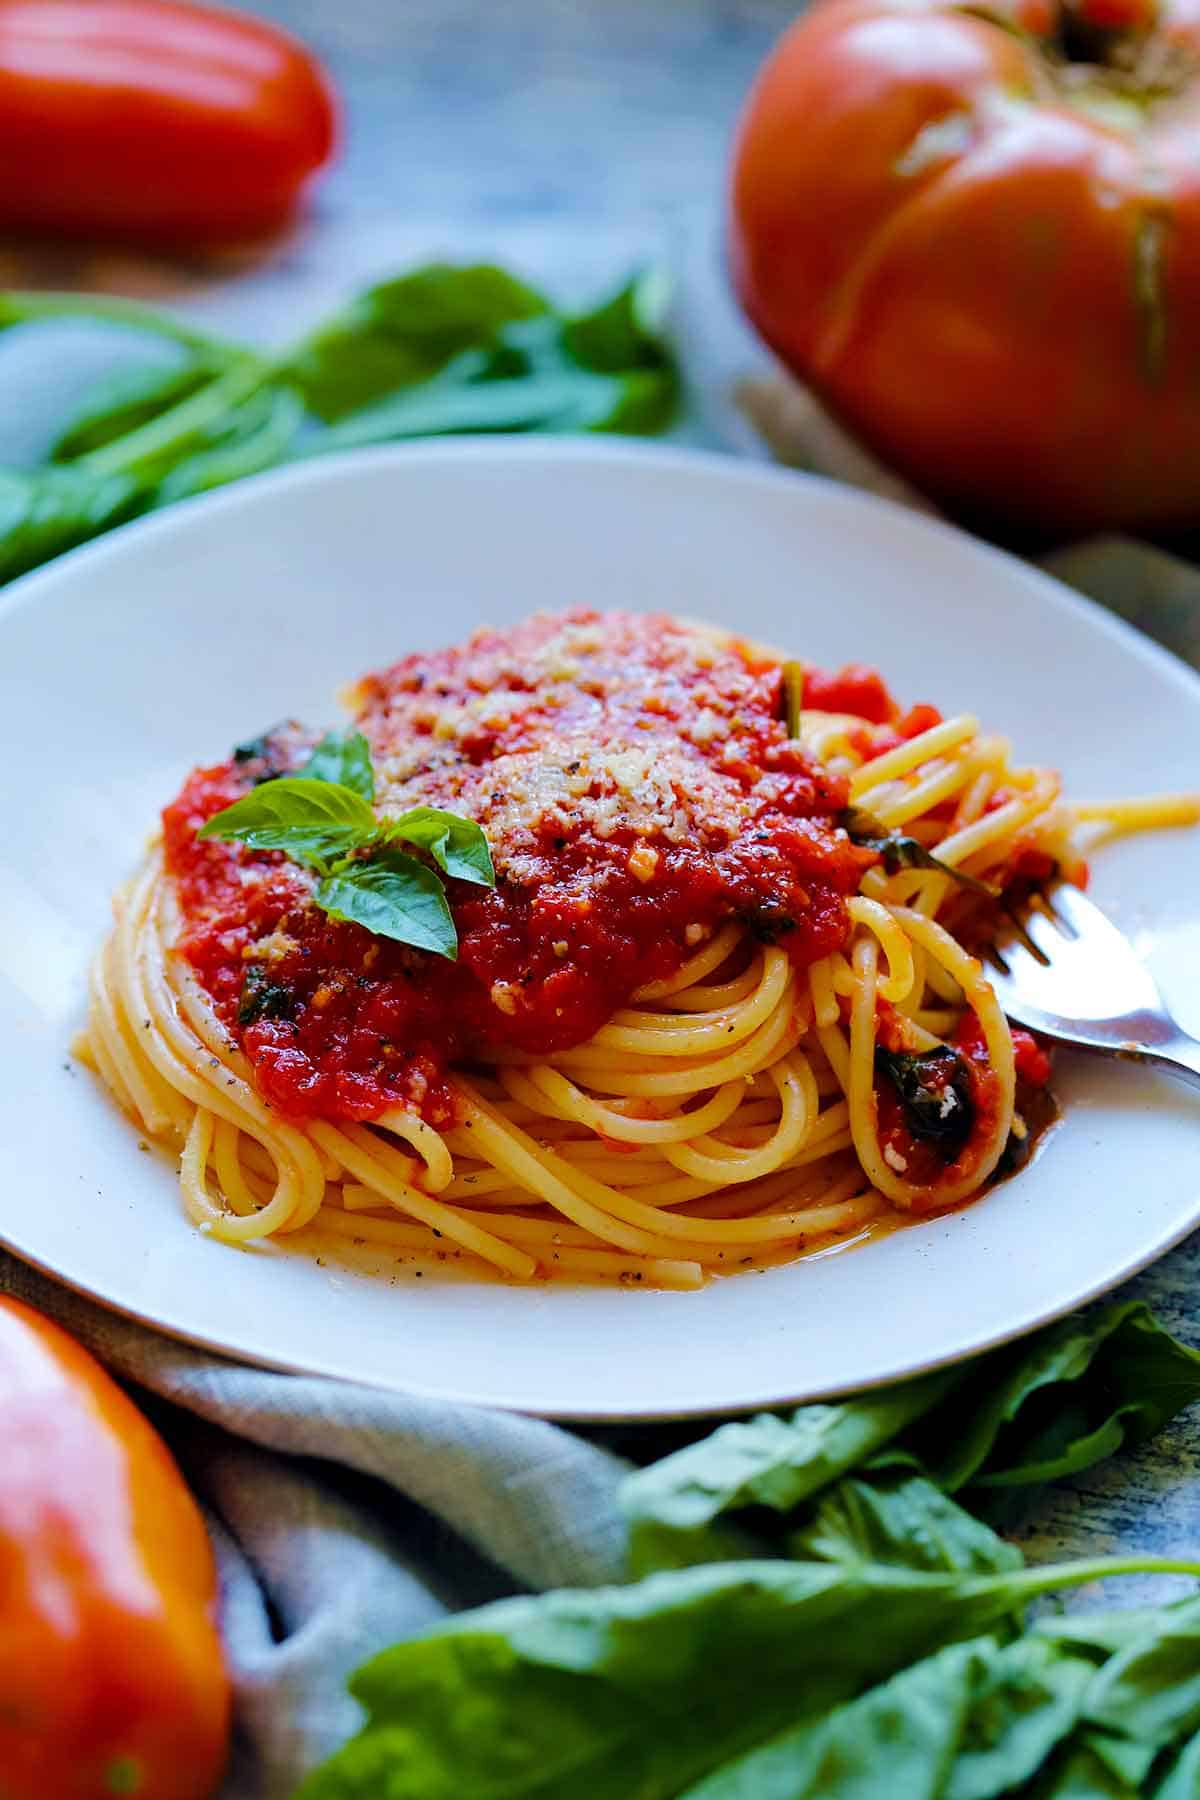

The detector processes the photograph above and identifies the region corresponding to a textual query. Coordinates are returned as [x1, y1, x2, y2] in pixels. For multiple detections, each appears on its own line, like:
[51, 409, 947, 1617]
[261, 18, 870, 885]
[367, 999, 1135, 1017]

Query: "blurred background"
[5, 0, 1200, 639]
[1, 0, 807, 524]
[8, 1, 788, 324]
[238, 1, 791, 229]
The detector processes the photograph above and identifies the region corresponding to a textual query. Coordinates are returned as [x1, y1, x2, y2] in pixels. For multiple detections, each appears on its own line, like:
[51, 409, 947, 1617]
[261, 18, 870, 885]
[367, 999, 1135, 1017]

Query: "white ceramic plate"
[2, 441, 1198, 1418]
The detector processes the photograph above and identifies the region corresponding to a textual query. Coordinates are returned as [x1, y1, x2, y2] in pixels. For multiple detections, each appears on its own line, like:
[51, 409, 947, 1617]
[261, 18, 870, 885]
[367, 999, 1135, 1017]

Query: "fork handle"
[1139, 1030, 1200, 1092]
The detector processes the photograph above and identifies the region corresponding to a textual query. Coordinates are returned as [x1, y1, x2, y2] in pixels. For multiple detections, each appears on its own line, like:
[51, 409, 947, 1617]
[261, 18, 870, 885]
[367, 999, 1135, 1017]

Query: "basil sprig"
[201, 776, 377, 868]
[298, 728, 376, 800]
[0, 263, 678, 585]
[198, 729, 493, 960]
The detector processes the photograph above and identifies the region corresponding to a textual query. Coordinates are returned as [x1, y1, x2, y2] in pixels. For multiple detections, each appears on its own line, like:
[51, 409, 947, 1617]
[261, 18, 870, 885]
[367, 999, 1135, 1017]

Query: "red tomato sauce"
[162, 611, 938, 1125]
[802, 663, 895, 723]
[871, 1003, 998, 1196]
[956, 1011, 1052, 1089]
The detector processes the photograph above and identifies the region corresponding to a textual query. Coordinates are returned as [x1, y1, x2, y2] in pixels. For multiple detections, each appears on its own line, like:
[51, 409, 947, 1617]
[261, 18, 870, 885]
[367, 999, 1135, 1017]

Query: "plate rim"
[4, 436, 1200, 708]
[2, 436, 1198, 1419]
[7, 1189, 1200, 1422]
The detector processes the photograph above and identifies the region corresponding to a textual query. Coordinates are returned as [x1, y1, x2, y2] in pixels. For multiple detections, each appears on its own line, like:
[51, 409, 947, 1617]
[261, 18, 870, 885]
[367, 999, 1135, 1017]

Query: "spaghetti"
[80, 610, 1199, 1289]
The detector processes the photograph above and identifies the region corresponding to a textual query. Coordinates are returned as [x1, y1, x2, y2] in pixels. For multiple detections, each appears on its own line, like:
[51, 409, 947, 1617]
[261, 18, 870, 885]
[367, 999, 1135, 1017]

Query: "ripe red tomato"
[729, 0, 1200, 537]
[0, 1297, 229, 1800]
[0, 0, 337, 243]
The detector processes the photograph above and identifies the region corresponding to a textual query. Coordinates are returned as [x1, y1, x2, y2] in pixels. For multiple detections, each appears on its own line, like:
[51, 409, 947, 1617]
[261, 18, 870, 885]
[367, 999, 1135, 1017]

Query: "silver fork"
[982, 883, 1200, 1091]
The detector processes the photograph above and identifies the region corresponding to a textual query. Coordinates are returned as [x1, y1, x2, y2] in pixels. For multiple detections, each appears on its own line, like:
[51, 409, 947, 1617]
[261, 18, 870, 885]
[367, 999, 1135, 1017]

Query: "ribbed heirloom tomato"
[729, 0, 1200, 536]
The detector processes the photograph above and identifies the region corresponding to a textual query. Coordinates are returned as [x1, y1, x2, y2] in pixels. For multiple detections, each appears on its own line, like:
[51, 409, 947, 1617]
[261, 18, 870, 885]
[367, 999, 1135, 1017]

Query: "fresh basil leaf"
[153, 383, 306, 505]
[298, 730, 376, 802]
[313, 362, 669, 450]
[1037, 1685, 1199, 1800]
[310, 301, 677, 449]
[299, 1555, 1196, 1800]
[315, 850, 458, 958]
[679, 1633, 1093, 1800]
[1062, 1733, 1155, 1788]
[1026, 1613, 1200, 1792]
[384, 806, 494, 886]
[50, 357, 218, 462]
[0, 465, 146, 584]
[281, 263, 550, 422]
[1034, 1742, 1139, 1797]
[197, 776, 377, 871]
[842, 806, 999, 900]
[561, 267, 673, 373]
[922, 1302, 1200, 1492]
[875, 1045, 975, 1160]
[1076, 1596, 1200, 1774]
[625, 1307, 1200, 1581]
[1036, 1609, 1177, 1662]
[596, 366, 679, 435]
[1155, 1725, 1200, 1799]
[787, 1454, 1022, 1577]
[622, 1366, 965, 1576]
[73, 354, 270, 485]
[0, 264, 679, 586]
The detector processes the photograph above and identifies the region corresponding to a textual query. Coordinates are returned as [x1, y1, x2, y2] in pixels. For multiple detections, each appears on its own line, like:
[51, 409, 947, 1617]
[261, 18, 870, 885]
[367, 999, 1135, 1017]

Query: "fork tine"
[1049, 883, 1101, 940]
[989, 932, 1046, 981]
[1041, 887, 1080, 939]
[982, 941, 1011, 975]
[975, 880, 1179, 1053]
[990, 904, 1050, 967]
[1021, 904, 1070, 959]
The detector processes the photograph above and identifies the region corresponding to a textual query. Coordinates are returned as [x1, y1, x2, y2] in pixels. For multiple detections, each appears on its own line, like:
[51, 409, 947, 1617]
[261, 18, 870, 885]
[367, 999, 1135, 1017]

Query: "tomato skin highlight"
[729, 0, 1200, 536]
[0, 0, 337, 242]
[0, 1297, 230, 1800]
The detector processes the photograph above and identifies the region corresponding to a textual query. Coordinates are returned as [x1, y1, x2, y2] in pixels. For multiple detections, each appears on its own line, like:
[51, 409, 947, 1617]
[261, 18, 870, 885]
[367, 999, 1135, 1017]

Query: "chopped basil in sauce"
[875, 1045, 974, 1160]
[237, 964, 294, 1026]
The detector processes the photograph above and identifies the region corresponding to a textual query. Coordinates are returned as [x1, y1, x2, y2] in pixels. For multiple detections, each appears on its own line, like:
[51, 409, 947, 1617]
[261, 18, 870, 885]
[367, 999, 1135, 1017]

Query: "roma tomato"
[0, 1297, 229, 1800]
[729, 0, 1200, 536]
[0, 0, 337, 243]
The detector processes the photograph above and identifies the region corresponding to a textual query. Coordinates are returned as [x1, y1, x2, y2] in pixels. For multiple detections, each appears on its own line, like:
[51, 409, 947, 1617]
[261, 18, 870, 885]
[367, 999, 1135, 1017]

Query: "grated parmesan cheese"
[358, 609, 814, 889]
[628, 842, 660, 883]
